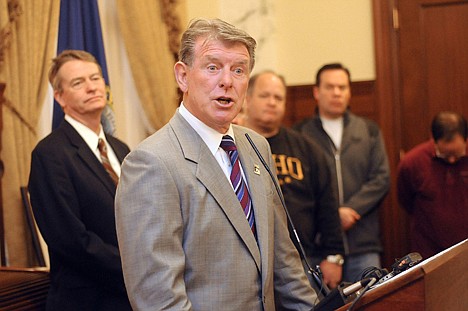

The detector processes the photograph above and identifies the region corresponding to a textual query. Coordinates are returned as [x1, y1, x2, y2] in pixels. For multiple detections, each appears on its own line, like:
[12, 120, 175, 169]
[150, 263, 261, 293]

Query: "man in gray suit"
[115, 18, 317, 310]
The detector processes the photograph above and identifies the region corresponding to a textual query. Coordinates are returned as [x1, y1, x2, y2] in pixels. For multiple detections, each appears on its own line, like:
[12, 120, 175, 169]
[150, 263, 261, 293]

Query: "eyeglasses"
[435, 145, 466, 163]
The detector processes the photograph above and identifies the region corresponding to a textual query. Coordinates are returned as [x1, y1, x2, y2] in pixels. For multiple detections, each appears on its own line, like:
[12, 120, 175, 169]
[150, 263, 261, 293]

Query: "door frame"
[372, 0, 410, 267]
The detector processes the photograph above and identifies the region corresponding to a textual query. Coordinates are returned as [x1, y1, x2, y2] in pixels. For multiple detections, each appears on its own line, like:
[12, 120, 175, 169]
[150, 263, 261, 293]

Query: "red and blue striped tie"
[220, 135, 256, 236]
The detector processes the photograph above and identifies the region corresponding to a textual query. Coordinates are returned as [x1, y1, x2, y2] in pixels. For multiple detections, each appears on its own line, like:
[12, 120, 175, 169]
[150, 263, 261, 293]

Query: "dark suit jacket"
[28, 120, 131, 310]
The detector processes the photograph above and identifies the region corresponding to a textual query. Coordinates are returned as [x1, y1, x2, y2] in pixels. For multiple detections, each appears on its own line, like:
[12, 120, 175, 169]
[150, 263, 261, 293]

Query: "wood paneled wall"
[284, 81, 377, 127]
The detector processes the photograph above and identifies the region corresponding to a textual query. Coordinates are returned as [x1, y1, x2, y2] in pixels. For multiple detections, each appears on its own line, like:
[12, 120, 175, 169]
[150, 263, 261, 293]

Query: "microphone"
[244, 133, 330, 298]
[315, 251, 422, 310]
[314, 277, 380, 310]
[342, 278, 376, 297]
[375, 252, 422, 285]
[343, 253, 422, 310]
[344, 277, 378, 311]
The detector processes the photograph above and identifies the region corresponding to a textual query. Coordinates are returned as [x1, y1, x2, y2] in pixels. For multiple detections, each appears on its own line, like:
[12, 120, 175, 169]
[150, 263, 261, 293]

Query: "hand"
[319, 259, 343, 289]
[339, 207, 360, 231]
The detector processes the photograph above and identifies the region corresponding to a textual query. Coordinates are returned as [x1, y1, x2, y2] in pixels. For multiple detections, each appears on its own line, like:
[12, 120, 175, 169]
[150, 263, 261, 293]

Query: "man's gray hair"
[178, 18, 257, 72]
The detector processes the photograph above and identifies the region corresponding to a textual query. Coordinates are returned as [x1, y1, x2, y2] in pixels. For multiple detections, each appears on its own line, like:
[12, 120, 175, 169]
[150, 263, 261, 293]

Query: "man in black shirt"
[244, 70, 344, 289]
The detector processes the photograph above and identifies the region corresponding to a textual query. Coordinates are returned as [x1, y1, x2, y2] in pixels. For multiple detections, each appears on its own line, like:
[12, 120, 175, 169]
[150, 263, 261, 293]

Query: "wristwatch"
[326, 254, 344, 265]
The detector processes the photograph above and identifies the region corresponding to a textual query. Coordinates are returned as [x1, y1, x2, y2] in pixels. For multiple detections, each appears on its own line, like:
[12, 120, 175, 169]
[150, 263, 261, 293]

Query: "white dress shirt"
[65, 114, 121, 176]
[178, 103, 247, 186]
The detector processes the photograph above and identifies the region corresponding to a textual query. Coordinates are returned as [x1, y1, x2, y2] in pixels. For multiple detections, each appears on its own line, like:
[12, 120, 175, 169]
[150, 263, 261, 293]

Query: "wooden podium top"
[337, 239, 468, 311]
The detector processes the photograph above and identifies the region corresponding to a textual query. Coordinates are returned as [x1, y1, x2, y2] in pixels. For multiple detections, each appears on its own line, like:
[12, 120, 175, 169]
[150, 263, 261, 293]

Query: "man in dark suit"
[28, 50, 131, 310]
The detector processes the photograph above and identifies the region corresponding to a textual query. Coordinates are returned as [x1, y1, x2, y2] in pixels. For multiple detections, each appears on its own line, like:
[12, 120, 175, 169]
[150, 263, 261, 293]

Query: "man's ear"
[174, 61, 188, 93]
[53, 90, 66, 110]
[313, 85, 319, 101]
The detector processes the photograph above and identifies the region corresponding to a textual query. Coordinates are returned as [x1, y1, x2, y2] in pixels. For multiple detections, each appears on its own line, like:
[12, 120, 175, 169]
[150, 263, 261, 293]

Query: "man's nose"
[218, 70, 233, 89]
[447, 155, 457, 164]
[267, 96, 279, 106]
[85, 79, 100, 91]
[332, 86, 342, 95]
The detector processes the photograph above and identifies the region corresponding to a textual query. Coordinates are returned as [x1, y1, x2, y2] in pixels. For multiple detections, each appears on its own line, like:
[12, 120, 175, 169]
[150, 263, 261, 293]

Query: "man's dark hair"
[431, 111, 468, 141]
[315, 63, 351, 86]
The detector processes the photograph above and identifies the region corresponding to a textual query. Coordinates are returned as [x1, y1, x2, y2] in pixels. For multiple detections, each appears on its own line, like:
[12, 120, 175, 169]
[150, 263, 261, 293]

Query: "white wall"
[186, 0, 375, 85]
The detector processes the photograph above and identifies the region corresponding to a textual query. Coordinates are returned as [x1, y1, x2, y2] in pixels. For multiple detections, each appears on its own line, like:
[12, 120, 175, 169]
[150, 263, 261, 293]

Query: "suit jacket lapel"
[106, 135, 128, 164]
[170, 114, 261, 270]
[61, 121, 117, 194]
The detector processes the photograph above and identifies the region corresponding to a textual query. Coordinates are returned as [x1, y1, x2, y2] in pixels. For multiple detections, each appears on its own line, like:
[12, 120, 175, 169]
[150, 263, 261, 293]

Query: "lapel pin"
[254, 164, 260, 175]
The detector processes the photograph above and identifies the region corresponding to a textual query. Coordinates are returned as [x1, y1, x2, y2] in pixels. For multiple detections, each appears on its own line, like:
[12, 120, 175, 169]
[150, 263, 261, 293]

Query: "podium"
[336, 239, 468, 311]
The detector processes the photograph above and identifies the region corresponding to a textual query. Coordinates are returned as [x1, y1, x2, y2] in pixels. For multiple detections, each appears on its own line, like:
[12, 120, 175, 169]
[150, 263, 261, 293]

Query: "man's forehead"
[59, 61, 100, 78]
[257, 74, 286, 90]
[196, 38, 249, 56]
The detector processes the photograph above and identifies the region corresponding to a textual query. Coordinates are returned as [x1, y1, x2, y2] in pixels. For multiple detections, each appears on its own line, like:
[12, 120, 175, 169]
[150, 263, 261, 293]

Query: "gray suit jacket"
[115, 111, 316, 310]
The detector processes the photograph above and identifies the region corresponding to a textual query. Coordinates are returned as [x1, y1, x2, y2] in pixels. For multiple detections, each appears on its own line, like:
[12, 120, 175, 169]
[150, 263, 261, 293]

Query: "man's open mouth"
[217, 97, 232, 104]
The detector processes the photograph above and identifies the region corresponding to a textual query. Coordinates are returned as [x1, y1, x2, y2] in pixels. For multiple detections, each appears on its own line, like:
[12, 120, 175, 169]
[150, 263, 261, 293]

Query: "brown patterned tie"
[97, 138, 119, 185]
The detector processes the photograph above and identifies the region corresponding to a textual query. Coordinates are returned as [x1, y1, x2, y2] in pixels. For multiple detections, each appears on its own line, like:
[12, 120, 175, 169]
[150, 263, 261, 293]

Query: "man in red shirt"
[397, 111, 468, 259]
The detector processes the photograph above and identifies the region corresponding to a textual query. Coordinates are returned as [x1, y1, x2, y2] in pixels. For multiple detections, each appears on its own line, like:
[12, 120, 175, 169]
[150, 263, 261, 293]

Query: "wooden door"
[372, 0, 468, 267]
[0, 83, 5, 265]
[398, 0, 468, 151]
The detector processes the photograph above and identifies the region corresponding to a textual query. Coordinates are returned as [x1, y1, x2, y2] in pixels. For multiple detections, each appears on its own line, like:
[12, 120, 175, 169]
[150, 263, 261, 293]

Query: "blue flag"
[53, 0, 116, 134]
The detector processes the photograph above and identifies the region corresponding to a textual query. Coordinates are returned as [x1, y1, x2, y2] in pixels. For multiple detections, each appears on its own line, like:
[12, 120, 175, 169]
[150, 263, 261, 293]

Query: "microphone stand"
[245, 133, 330, 299]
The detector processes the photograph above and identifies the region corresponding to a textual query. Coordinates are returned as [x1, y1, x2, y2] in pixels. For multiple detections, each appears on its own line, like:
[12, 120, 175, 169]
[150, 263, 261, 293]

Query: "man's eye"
[234, 68, 244, 75]
[275, 96, 284, 101]
[207, 65, 217, 71]
[91, 76, 102, 81]
[71, 81, 84, 88]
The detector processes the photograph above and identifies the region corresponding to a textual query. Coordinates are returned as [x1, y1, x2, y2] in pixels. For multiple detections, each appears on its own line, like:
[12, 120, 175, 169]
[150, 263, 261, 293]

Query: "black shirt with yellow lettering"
[266, 127, 344, 260]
